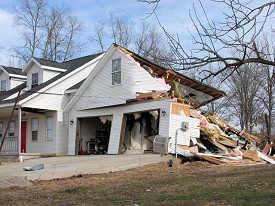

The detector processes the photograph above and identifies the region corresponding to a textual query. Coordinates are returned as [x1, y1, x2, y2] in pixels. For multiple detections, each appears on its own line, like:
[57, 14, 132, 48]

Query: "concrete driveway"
[0, 154, 168, 181]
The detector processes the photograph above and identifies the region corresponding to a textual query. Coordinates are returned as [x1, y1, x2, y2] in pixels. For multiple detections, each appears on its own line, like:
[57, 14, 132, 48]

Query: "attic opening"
[120, 109, 160, 154]
[76, 116, 112, 155]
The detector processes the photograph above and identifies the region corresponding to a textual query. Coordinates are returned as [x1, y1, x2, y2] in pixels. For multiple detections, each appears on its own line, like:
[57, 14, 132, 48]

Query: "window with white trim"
[31, 73, 38, 88]
[0, 122, 3, 137]
[112, 58, 121, 85]
[31, 118, 38, 141]
[9, 121, 15, 136]
[46, 117, 53, 141]
[0, 80, 7, 93]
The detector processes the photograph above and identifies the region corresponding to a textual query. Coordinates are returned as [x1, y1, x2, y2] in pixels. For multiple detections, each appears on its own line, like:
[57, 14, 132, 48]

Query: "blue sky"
[0, 0, 270, 66]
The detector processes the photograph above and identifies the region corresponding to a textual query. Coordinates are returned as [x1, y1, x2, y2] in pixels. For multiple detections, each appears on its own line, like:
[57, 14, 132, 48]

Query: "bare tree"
[13, 0, 84, 64]
[135, 22, 175, 68]
[256, 34, 275, 143]
[139, 0, 275, 80]
[13, 0, 46, 64]
[225, 64, 264, 133]
[90, 22, 107, 52]
[110, 15, 134, 48]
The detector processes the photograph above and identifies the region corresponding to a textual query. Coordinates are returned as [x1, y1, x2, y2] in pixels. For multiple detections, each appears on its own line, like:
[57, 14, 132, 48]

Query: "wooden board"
[171, 103, 190, 117]
[192, 152, 227, 165]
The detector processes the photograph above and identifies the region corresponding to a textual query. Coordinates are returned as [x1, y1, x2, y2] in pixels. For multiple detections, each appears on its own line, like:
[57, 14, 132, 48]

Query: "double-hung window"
[9, 121, 15, 136]
[0, 80, 7, 93]
[31, 73, 38, 88]
[46, 117, 53, 141]
[31, 118, 38, 141]
[112, 58, 121, 85]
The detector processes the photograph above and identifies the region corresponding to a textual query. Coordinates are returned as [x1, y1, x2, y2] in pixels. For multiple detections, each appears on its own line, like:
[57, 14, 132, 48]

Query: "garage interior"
[76, 116, 112, 155]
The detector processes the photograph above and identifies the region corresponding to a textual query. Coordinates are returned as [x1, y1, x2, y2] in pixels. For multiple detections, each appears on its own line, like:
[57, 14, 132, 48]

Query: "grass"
[0, 162, 274, 206]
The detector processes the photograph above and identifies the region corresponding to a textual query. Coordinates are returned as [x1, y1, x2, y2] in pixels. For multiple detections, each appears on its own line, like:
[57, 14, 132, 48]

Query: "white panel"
[107, 113, 123, 154]
[43, 70, 62, 82]
[168, 114, 200, 152]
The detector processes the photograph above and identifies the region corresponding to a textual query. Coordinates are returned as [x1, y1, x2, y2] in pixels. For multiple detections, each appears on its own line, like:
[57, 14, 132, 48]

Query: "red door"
[21, 121, 27, 153]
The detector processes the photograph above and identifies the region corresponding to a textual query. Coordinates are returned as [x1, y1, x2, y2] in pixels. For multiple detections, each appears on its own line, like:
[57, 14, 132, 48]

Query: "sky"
[0, 0, 271, 67]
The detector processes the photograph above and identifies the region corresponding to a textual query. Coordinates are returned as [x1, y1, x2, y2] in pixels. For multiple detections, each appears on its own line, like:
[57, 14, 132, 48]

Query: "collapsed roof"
[115, 44, 225, 108]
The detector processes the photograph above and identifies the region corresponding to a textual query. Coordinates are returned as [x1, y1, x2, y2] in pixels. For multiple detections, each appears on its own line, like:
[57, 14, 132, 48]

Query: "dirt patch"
[0, 176, 32, 188]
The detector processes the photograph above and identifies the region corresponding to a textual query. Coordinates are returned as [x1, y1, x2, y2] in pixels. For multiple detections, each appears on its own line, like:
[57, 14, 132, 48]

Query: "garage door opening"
[120, 110, 160, 154]
[76, 116, 112, 155]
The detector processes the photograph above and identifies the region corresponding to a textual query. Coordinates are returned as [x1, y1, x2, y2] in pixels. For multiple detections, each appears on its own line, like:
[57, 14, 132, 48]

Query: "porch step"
[0, 153, 20, 162]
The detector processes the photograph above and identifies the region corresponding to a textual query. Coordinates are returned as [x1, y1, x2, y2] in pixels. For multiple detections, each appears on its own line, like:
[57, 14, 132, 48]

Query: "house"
[65, 44, 225, 156]
[0, 53, 104, 156]
[0, 43, 225, 158]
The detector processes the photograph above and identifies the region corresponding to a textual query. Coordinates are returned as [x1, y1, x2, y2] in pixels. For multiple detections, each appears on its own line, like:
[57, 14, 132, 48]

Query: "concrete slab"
[0, 154, 168, 181]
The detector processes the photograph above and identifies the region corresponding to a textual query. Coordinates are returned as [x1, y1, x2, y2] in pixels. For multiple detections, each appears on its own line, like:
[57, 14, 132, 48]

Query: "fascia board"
[41, 65, 67, 72]
[9, 74, 27, 79]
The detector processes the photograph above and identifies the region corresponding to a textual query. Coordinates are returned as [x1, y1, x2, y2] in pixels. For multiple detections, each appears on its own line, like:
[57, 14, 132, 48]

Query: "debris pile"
[174, 109, 275, 165]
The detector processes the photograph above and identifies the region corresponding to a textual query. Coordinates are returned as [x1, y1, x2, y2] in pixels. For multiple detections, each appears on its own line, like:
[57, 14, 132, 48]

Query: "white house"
[0, 44, 225, 158]
[65, 44, 225, 156]
[0, 53, 104, 155]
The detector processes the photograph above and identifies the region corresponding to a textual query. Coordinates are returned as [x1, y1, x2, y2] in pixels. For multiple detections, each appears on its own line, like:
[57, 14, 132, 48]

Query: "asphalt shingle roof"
[34, 58, 70, 70]
[2, 66, 25, 76]
[0, 52, 104, 105]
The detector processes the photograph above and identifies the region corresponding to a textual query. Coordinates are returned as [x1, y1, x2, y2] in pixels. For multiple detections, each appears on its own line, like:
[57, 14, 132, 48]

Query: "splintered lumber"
[136, 91, 158, 100]
[242, 150, 262, 162]
[209, 115, 261, 143]
[257, 151, 275, 164]
[216, 136, 239, 147]
[192, 153, 227, 165]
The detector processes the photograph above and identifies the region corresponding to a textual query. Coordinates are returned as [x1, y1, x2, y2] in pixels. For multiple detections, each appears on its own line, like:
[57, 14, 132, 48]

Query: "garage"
[76, 115, 112, 155]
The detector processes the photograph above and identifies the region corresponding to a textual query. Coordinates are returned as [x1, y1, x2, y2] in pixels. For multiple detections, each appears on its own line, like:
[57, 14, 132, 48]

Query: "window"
[112, 58, 121, 85]
[31, 73, 38, 88]
[31, 118, 38, 141]
[46, 117, 53, 141]
[0, 80, 7, 93]
[9, 121, 15, 136]
[0, 122, 3, 138]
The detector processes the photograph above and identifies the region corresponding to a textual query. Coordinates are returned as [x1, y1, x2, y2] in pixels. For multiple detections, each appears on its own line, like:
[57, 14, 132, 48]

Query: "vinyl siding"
[72, 49, 168, 112]
[168, 114, 200, 152]
[23, 111, 57, 154]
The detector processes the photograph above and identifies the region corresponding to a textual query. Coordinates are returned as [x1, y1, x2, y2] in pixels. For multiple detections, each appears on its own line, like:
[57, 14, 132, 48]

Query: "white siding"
[168, 114, 200, 152]
[43, 69, 62, 83]
[72, 49, 169, 111]
[25, 111, 57, 154]
[56, 110, 68, 155]
[10, 78, 26, 90]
